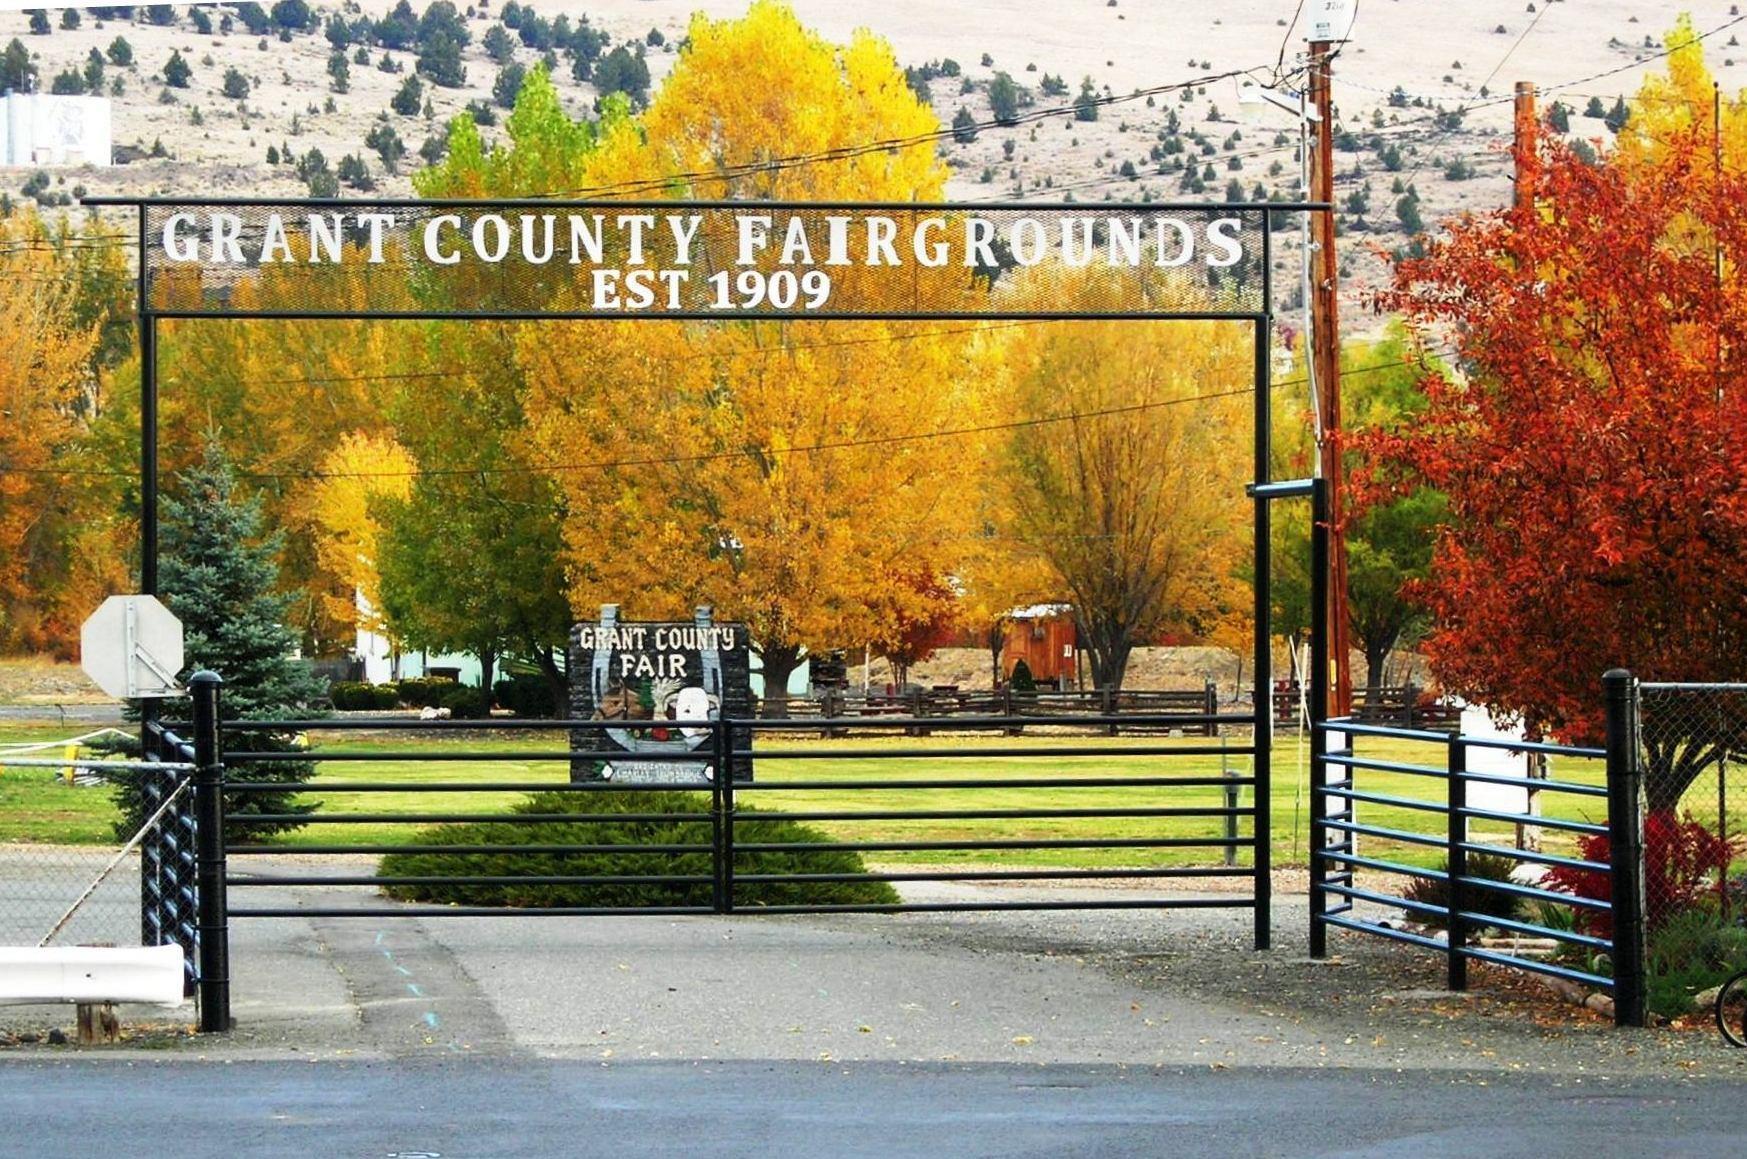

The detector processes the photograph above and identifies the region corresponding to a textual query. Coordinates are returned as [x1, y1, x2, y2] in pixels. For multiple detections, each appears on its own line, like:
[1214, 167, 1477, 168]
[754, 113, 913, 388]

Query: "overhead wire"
[0, 346, 1457, 484]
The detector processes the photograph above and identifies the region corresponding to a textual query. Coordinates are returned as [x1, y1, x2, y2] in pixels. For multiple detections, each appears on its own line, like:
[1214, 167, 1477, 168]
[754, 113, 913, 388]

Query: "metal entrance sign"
[83, 191, 1329, 964]
[123, 198, 1270, 320]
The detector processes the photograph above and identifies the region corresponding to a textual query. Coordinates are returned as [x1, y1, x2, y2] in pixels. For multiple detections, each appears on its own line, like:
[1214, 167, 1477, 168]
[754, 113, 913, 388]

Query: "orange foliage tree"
[0, 211, 132, 655]
[1373, 128, 1747, 810]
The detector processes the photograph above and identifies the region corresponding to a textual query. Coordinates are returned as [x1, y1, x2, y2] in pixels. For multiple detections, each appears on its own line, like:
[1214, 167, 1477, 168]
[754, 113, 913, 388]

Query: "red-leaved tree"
[871, 568, 962, 691]
[1368, 132, 1747, 810]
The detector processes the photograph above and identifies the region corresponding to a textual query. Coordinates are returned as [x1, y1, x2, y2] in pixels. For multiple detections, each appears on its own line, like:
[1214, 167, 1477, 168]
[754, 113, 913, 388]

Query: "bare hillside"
[0, 0, 1733, 335]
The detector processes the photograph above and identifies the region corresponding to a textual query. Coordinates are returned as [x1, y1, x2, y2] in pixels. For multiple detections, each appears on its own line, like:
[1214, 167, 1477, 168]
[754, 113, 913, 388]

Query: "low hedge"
[396, 676, 457, 707]
[493, 673, 564, 718]
[379, 789, 899, 908]
[329, 681, 402, 710]
[438, 685, 493, 719]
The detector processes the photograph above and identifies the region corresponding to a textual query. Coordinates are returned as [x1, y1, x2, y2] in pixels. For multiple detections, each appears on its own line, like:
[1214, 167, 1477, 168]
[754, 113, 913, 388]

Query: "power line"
[1475, 4, 1551, 99]
[516, 66, 1285, 202]
[165, 321, 1051, 391]
[1275, 0, 1309, 77]
[0, 349, 1455, 485]
[1, 385, 1257, 483]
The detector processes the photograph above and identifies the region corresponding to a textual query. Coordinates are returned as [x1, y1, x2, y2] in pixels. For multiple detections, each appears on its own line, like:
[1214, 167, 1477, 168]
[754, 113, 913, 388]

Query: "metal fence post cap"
[1603, 668, 1634, 683]
[188, 670, 223, 686]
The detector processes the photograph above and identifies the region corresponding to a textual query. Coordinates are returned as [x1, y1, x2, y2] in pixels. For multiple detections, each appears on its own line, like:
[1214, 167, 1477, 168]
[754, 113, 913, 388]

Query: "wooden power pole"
[1307, 40, 1350, 716]
[1513, 82, 1538, 207]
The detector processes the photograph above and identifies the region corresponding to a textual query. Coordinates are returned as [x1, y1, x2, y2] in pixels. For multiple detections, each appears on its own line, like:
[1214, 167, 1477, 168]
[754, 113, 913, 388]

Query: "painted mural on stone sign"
[567, 605, 753, 784]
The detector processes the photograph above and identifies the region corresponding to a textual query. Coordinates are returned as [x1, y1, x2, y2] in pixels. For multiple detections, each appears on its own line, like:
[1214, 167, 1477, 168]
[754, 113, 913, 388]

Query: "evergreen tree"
[987, 72, 1021, 124]
[492, 60, 525, 108]
[2, 39, 38, 92]
[163, 49, 192, 88]
[951, 105, 977, 143]
[484, 22, 515, 64]
[365, 119, 406, 171]
[1073, 76, 1100, 122]
[417, 32, 467, 88]
[592, 44, 649, 106]
[115, 446, 327, 842]
[391, 72, 423, 115]
[1604, 96, 1631, 134]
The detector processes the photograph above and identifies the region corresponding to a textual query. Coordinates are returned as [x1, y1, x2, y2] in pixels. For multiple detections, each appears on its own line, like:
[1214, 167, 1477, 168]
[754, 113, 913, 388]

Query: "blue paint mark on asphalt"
[377, 937, 459, 1050]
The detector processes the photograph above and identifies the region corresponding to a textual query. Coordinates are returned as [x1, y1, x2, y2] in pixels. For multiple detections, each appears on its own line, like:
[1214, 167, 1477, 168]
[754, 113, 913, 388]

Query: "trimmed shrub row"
[379, 790, 900, 909]
[327, 675, 532, 718]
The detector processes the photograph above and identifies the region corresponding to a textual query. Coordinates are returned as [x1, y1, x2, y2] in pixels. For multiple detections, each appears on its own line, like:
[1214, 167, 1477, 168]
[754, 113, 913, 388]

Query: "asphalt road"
[0, 1057, 1736, 1158]
[9, 857, 1747, 1155]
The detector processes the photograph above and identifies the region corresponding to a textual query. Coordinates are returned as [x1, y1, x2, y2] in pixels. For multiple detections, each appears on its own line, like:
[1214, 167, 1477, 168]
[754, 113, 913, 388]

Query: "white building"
[0, 93, 112, 167]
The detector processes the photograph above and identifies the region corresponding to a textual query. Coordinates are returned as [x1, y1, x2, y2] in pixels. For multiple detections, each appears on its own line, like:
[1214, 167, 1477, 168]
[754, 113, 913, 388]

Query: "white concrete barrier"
[0, 945, 186, 1007]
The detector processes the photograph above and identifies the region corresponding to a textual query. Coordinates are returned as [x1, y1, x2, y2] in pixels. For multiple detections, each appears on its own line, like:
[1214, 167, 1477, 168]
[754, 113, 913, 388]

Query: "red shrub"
[1543, 810, 1736, 938]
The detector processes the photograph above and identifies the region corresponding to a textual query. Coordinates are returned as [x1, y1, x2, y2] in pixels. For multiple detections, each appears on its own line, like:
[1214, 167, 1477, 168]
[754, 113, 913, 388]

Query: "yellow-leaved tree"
[1612, 13, 1747, 180]
[516, 2, 996, 709]
[292, 431, 417, 638]
[991, 266, 1254, 691]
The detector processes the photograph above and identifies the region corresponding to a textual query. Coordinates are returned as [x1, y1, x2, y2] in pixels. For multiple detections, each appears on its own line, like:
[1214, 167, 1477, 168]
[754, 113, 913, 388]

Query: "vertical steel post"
[136, 204, 165, 949]
[1252, 309, 1273, 951]
[138, 206, 158, 599]
[1446, 734, 1468, 991]
[722, 759, 737, 916]
[1604, 669, 1647, 1028]
[710, 718, 727, 913]
[190, 671, 230, 1033]
[1307, 477, 1331, 959]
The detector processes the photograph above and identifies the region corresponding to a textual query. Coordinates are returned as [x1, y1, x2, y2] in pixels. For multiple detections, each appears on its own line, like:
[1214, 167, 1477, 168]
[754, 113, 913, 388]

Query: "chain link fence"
[1635, 684, 1747, 1013]
[1, 734, 196, 973]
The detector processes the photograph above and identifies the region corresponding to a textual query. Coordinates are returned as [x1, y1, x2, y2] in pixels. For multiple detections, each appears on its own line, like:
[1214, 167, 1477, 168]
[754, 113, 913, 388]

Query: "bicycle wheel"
[1716, 972, 1747, 1048]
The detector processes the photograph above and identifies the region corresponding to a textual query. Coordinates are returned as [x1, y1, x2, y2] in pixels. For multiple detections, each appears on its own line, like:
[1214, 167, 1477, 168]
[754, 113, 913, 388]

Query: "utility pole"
[1307, 39, 1349, 716]
[1513, 82, 1537, 208]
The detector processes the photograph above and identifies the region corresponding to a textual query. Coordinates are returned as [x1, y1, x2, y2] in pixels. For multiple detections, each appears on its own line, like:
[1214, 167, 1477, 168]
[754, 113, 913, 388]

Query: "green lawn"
[1, 722, 1609, 872]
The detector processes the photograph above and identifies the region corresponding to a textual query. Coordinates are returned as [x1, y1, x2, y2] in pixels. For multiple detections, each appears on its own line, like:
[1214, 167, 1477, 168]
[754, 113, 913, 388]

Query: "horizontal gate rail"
[213, 711, 1267, 930]
[218, 712, 1253, 732]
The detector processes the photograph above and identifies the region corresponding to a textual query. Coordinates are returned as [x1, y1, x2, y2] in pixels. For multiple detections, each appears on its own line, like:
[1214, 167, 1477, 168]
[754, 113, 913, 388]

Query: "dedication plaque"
[568, 604, 753, 784]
